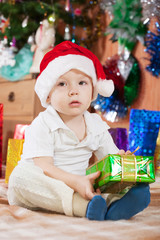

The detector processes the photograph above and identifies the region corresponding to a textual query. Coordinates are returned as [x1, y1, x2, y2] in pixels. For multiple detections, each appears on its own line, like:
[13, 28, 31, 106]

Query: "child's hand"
[118, 149, 133, 155]
[74, 171, 101, 201]
[118, 146, 140, 155]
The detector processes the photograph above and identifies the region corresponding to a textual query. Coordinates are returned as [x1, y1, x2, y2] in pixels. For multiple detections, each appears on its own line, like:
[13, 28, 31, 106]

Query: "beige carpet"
[0, 178, 160, 240]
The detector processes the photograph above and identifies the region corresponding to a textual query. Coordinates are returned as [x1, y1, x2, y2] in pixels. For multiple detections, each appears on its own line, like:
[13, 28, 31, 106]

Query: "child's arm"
[33, 157, 101, 200]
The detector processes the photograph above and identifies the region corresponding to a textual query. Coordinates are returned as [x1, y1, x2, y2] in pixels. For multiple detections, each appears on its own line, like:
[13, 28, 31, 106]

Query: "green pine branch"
[0, 0, 100, 49]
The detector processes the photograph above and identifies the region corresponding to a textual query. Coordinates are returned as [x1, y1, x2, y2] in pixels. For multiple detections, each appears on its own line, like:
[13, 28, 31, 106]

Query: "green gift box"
[86, 155, 155, 194]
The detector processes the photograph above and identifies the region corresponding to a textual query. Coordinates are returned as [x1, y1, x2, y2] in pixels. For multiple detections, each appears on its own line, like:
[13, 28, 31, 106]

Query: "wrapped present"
[109, 128, 128, 151]
[86, 154, 155, 194]
[129, 109, 160, 156]
[0, 104, 3, 178]
[5, 139, 24, 183]
[14, 124, 28, 139]
[154, 128, 160, 176]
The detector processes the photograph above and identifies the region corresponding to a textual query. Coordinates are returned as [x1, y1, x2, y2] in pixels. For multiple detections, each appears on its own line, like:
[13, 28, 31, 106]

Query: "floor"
[0, 174, 160, 240]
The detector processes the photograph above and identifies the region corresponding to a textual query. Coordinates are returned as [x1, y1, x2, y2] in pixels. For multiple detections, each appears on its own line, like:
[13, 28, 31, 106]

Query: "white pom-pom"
[96, 79, 114, 97]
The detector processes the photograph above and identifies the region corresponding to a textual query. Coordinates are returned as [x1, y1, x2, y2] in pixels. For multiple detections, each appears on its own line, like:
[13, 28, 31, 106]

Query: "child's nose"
[68, 86, 79, 96]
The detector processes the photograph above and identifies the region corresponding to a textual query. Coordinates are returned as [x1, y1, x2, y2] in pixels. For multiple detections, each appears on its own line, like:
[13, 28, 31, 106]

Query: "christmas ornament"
[144, 21, 160, 77]
[100, 0, 116, 16]
[92, 54, 140, 122]
[0, 2, 53, 49]
[22, 16, 29, 28]
[0, 44, 33, 81]
[9, 0, 15, 5]
[141, 0, 160, 23]
[30, 19, 55, 73]
[48, 12, 56, 25]
[82, 0, 103, 49]
[27, 34, 35, 45]
[65, 0, 70, 12]
[64, 0, 72, 42]
[10, 37, 16, 48]
[64, 24, 71, 40]
[10, 37, 18, 53]
[74, 8, 82, 16]
[0, 14, 10, 34]
[92, 92, 128, 122]
[104, 54, 140, 105]
[0, 104, 3, 178]
[103, 54, 125, 100]
[0, 14, 7, 32]
[124, 58, 140, 106]
[106, 0, 147, 51]
[0, 36, 16, 68]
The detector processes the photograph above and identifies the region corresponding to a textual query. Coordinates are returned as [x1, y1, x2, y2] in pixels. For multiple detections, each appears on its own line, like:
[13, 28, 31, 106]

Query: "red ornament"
[74, 8, 82, 16]
[0, 104, 3, 177]
[103, 55, 124, 100]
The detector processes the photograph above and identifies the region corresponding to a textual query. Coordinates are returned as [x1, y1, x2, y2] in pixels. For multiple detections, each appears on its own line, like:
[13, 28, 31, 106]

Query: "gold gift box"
[5, 139, 24, 183]
[154, 129, 160, 176]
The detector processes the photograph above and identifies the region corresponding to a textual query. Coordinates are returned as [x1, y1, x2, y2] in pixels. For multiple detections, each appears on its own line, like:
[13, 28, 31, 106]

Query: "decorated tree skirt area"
[0, 178, 160, 240]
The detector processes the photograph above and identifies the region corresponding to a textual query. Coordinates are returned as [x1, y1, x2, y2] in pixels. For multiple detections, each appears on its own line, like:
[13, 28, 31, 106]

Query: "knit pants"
[8, 162, 122, 217]
[7, 162, 90, 217]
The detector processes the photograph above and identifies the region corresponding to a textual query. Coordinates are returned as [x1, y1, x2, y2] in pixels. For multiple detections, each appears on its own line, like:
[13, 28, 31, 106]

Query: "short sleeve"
[94, 130, 119, 160]
[21, 114, 53, 160]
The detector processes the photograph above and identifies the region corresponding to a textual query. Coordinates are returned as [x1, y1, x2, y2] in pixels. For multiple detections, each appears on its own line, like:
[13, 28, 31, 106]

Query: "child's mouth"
[69, 101, 81, 107]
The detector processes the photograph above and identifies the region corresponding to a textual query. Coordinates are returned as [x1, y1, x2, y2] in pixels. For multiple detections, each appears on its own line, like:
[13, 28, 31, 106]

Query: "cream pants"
[7, 162, 121, 217]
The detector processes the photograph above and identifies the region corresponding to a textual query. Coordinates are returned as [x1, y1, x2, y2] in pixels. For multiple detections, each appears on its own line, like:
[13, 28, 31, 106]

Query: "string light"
[9, 0, 15, 4]
[38, 0, 47, 17]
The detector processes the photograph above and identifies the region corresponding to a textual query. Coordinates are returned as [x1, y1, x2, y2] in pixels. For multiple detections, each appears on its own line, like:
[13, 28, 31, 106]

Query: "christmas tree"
[0, 0, 104, 50]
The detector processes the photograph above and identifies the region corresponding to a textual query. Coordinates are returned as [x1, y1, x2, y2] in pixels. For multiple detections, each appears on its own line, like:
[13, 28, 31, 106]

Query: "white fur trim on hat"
[95, 79, 114, 98]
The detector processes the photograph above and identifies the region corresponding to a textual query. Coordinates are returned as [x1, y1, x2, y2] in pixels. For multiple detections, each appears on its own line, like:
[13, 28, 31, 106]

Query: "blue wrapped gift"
[129, 109, 160, 156]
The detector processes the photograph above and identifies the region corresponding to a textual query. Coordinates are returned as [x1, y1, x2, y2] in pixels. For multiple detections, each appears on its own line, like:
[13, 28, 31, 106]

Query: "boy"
[8, 41, 150, 220]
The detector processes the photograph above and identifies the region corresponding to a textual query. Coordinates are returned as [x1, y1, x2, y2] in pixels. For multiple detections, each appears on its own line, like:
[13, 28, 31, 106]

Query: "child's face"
[47, 69, 93, 119]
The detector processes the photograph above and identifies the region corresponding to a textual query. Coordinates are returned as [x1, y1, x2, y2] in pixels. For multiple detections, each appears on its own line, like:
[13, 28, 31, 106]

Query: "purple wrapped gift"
[109, 128, 128, 151]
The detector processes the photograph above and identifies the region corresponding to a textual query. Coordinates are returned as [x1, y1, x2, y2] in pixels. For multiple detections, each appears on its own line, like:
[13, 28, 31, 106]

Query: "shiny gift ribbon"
[121, 155, 137, 182]
[121, 146, 140, 182]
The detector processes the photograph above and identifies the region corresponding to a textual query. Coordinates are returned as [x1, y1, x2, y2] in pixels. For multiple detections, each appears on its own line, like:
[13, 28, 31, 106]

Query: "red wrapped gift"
[14, 124, 28, 139]
[0, 104, 3, 178]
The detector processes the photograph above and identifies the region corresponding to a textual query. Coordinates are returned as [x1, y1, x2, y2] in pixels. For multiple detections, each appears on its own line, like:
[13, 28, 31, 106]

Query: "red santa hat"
[35, 41, 114, 108]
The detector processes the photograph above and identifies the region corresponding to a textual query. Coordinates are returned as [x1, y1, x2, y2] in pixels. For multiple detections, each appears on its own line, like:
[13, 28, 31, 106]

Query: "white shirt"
[20, 105, 119, 175]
